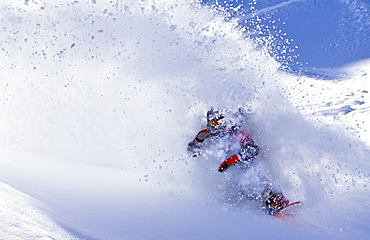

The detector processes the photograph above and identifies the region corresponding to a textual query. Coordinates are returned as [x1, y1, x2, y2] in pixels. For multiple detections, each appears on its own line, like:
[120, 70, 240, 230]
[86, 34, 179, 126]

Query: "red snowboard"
[274, 201, 302, 220]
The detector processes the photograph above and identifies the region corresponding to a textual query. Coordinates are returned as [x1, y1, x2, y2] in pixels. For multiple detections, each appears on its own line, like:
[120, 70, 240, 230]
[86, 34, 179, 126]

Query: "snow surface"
[0, 0, 369, 239]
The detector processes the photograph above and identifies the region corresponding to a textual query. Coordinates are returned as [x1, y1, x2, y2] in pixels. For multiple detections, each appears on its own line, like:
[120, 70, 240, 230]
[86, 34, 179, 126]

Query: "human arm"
[218, 140, 259, 172]
[187, 129, 216, 157]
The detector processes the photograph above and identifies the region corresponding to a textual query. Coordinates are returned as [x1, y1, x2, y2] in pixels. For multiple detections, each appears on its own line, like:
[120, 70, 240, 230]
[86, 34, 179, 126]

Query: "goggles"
[208, 117, 225, 127]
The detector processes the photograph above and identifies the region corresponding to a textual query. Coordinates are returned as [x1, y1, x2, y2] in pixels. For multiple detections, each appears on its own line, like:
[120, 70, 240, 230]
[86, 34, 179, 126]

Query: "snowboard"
[274, 201, 302, 220]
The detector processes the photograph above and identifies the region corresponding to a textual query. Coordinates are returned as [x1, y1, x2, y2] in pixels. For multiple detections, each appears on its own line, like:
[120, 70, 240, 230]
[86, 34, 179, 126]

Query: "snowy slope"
[0, 0, 369, 239]
[0, 179, 77, 239]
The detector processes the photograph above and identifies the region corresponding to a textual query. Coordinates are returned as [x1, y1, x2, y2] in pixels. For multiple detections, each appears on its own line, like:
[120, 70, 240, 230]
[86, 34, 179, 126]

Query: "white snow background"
[0, 0, 369, 239]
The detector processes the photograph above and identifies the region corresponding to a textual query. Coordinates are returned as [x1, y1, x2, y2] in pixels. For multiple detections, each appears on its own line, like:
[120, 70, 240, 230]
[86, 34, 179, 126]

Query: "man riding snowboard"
[187, 108, 290, 215]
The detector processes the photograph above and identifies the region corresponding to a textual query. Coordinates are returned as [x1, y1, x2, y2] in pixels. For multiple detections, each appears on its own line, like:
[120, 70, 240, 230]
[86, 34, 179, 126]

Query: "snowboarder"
[187, 108, 259, 172]
[187, 108, 293, 216]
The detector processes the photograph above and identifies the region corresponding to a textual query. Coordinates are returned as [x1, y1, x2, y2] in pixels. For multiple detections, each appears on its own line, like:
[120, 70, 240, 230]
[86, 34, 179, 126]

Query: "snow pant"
[238, 140, 259, 162]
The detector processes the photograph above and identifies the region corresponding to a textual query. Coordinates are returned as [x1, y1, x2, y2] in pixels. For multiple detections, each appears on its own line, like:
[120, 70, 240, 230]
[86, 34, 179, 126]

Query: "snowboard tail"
[273, 201, 302, 219]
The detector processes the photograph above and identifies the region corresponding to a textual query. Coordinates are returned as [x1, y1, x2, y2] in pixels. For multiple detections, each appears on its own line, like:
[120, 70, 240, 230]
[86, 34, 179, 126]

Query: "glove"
[187, 141, 202, 157]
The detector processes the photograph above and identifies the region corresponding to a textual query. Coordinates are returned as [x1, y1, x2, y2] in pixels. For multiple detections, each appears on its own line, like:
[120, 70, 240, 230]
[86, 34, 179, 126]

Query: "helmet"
[207, 108, 226, 130]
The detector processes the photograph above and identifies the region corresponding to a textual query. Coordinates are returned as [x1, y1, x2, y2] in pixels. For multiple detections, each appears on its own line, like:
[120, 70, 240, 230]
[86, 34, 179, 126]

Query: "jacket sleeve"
[187, 129, 213, 157]
[194, 129, 213, 143]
